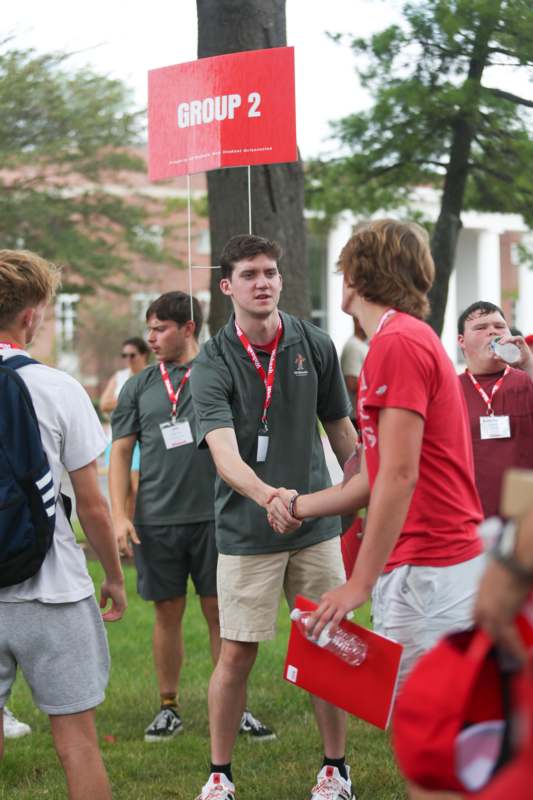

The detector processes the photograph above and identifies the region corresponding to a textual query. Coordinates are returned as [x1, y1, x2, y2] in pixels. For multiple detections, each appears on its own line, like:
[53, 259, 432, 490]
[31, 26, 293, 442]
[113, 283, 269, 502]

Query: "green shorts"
[134, 521, 217, 601]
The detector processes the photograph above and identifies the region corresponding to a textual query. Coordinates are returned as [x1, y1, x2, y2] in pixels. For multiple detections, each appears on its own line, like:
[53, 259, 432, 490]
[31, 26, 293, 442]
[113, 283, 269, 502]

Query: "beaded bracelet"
[288, 492, 300, 520]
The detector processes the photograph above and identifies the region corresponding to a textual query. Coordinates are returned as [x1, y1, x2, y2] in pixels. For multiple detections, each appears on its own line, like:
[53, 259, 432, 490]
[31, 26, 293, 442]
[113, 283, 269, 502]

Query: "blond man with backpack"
[0, 250, 126, 800]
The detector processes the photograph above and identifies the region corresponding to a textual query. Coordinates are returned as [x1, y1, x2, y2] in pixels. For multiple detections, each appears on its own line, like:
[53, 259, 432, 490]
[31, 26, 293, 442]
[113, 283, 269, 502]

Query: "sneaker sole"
[239, 731, 277, 742]
[144, 726, 183, 743]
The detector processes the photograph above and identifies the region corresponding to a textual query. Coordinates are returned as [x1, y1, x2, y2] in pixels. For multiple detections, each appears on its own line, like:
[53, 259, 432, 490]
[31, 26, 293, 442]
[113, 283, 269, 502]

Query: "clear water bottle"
[489, 337, 521, 365]
[290, 608, 367, 667]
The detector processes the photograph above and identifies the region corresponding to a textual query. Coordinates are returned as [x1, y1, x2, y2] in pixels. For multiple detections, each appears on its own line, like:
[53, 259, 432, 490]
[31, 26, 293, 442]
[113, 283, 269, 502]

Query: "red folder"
[283, 594, 403, 729]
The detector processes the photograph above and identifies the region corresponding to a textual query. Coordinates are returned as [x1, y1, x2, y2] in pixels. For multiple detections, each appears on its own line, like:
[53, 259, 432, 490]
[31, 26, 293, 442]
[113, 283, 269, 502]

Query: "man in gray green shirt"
[191, 235, 358, 800]
[110, 292, 218, 742]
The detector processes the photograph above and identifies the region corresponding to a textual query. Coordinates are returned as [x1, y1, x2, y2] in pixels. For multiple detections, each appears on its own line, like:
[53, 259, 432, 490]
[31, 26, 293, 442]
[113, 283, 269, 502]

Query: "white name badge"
[257, 435, 269, 463]
[480, 415, 511, 440]
[160, 419, 193, 449]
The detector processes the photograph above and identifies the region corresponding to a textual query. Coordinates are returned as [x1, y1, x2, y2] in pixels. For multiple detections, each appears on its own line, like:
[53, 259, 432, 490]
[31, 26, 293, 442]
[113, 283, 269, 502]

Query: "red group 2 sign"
[148, 46, 297, 180]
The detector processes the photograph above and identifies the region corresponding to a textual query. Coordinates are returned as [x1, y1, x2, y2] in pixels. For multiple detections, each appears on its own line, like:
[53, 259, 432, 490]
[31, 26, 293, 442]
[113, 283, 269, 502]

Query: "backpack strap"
[0, 354, 39, 370]
[0, 355, 40, 429]
[0, 356, 71, 522]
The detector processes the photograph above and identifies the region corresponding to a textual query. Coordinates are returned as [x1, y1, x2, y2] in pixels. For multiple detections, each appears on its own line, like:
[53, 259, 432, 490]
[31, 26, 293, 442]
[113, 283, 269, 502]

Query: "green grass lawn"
[2, 562, 407, 800]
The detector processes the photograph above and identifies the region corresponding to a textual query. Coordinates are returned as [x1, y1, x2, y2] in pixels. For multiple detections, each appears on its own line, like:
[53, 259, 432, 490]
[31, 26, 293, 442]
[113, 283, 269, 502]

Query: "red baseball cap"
[392, 619, 533, 795]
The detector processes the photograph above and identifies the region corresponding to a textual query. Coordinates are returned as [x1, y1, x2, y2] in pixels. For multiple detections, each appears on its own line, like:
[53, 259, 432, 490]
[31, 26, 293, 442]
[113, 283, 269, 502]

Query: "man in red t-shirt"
[268, 219, 485, 681]
[457, 301, 533, 519]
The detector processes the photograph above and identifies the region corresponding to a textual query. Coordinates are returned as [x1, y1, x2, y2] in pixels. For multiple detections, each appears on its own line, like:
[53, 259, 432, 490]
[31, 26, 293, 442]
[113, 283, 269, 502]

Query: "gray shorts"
[0, 596, 110, 715]
[134, 521, 217, 602]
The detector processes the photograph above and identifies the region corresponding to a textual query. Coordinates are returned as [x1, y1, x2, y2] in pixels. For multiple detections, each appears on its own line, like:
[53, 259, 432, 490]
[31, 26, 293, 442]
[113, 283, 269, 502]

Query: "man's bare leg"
[153, 596, 186, 694]
[311, 695, 348, 759]
[200, 595, 221, 665]
[50, 709, 111, 800]
[208, 639, 258, 764]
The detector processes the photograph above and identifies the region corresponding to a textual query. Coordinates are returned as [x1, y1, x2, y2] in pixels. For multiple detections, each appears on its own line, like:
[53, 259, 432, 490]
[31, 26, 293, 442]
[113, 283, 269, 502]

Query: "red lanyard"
[159, 362, 191, 421]
[0, 342, 22, 350]
[235, 318, 283, 431]
[466, 367, 510, 416]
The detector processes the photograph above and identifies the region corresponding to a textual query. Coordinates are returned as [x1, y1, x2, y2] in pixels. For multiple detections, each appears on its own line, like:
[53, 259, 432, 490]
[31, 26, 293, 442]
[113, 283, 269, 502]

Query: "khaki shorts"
[217, 537, 345, 642]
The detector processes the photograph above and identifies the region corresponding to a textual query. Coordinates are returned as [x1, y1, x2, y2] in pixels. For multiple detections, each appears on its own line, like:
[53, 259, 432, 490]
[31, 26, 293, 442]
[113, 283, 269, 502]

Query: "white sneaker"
[3, 708, 32, 739]
[310, 765, 355, 799]
[195, 772, 236, 800]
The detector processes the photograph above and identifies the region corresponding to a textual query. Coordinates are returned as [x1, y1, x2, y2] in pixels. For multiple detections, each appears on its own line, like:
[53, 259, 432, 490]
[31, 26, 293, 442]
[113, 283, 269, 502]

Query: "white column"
[327, 214, 356, 354]
[476, 230, 501, 304]
[516, 238, 533, 335]
[441, 269, 459, 365]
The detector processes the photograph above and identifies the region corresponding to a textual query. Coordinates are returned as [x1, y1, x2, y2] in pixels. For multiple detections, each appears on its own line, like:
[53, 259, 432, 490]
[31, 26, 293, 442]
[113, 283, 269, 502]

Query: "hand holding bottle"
[290, 608, 367, 667]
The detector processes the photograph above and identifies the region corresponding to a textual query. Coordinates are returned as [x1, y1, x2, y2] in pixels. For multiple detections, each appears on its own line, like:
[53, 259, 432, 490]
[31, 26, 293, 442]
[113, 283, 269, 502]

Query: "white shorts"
[372, 554, 486, 685]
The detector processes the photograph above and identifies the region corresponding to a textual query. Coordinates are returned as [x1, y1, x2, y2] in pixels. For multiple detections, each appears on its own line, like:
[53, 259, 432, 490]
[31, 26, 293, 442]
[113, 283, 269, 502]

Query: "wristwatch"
[491, 519, 533, 582]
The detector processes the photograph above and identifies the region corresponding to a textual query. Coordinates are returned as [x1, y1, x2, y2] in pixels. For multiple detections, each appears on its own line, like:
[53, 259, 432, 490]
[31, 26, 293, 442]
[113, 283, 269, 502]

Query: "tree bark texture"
[428, 3, 502, 334]
[196, 0, 310, 334]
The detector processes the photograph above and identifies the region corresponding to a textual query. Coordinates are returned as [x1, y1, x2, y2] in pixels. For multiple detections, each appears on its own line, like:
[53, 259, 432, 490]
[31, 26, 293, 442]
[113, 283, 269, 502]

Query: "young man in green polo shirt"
[190, 236, 357, 800]
[110, 292, 272, 744]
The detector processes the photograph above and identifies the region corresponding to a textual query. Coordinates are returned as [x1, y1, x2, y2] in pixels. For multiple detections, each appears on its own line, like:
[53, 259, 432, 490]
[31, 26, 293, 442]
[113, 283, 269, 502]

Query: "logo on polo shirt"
[376, 384, 388, 396]
[294, 353, 308, 376]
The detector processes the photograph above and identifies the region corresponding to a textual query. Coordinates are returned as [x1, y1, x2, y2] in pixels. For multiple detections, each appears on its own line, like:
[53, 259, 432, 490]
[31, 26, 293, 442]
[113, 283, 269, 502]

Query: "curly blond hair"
[338, 219, 435, 320]
[0, 250, 61, 326]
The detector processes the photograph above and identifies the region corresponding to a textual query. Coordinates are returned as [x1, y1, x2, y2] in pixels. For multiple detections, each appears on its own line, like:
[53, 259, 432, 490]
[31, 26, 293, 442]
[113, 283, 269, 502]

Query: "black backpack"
[0, 355, 58, 587]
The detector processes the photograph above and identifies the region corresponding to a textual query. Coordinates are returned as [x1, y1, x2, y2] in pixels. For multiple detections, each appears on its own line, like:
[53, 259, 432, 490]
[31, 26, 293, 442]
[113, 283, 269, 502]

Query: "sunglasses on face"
[121, 352, 138, 359]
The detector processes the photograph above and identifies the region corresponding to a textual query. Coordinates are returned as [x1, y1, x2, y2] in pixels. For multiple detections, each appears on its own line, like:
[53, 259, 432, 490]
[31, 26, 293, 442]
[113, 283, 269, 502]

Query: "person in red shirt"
[269, 219, 485, 681]
[457, 301, 533, 520]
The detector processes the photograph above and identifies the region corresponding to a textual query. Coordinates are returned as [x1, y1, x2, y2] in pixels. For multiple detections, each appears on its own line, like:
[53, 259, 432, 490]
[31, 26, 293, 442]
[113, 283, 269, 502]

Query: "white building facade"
[323, 191, 533, 365]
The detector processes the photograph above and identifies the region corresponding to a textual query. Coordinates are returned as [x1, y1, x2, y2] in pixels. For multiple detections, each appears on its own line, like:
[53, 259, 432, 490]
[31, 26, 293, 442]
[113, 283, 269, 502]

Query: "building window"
[196, 229, 211, 256]
[510, 243, 520, 266]
[131, 292, 160, 323]
[55, 293, 80, 351]
[307, 228, 328, 328]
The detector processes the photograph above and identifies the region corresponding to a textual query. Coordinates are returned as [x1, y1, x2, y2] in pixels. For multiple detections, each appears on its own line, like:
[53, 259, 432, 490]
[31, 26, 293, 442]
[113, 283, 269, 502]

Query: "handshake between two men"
[266, 488, 303, 534]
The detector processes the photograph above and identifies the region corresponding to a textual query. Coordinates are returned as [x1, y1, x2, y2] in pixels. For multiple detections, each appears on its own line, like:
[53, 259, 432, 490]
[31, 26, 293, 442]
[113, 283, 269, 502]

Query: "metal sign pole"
[186, 174, 194, 322]
[248, 165, 252, 235]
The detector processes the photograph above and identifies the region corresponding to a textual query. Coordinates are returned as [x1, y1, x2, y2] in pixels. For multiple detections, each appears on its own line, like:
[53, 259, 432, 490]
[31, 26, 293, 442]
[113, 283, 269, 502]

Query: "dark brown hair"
[219, 234, 282, 279]
[122, 336, 150, 356]
[146, 292, 203, 340]
[457, 301, 505, 335]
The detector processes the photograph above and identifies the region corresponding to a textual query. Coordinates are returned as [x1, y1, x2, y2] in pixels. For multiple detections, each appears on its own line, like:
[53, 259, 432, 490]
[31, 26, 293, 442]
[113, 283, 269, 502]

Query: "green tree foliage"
[307, 0, 533, 333]
[0, 41, 166, 290]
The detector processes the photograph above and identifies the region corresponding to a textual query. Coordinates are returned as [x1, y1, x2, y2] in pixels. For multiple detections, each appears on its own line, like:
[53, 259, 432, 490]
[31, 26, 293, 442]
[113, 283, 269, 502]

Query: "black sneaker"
[144, 707, 183, 742]
[238, 709, 276, 741]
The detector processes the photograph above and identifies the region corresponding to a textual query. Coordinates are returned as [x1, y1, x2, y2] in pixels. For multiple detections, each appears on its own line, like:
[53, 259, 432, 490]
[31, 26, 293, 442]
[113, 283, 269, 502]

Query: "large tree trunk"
[428, 118, 473, 334]
[196, 0, 310, 334]
[428, 4, 501, 334]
